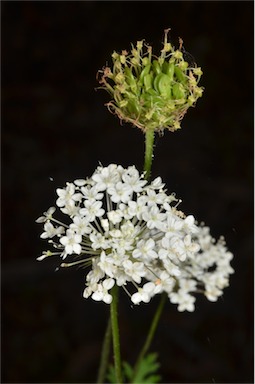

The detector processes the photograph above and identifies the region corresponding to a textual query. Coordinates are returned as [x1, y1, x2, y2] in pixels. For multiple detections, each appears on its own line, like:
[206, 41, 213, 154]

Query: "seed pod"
[127, 98, 140, 117]
[166, 62, 175, 80]
[161, 61, 169, 75]
[174, 66, 187, 84]
[124, 67, 137, 93]
[139, 64, 152, 85]
[147, 88, 158, 96]
[142, 57, 150, 66]
[154, 73, 172, 98]
[143, 73, 153, 91]
[153, 60, 162, 75]
[172, 83, 185, 99]
[161, 61, 174, 81]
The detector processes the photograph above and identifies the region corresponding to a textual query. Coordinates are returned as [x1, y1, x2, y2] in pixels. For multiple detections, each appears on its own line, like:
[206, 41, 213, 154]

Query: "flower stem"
[143, 128, 155, 180]
[132, 293, 167, 380]
[96, 315, 112, 384]
[110, 285, 123, 383]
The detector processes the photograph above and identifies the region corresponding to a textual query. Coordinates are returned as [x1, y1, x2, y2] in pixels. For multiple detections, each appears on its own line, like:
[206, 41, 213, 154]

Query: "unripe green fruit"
[153, 60, 162, 75]
[172, 83, 185, 99]
[98, 29, 204, 132]
[154, 73, 172, 98]
[174, 66, 187, 84]
[143, 73, 153, 91]
[124, 67, 137, 93]
[139, 64, 152, 85]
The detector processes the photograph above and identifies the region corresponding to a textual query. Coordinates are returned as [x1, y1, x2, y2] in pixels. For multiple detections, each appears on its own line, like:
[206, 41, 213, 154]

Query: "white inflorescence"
[36, 164, 234, 311]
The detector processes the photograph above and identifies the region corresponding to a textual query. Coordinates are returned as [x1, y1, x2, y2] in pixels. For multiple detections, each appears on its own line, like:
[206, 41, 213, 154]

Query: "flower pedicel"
[36, 164, 234, 312]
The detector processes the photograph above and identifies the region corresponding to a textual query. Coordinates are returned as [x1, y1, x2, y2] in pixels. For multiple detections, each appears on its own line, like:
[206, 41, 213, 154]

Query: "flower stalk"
[96, 316, 112, 384]
[110, 285, 123, 383]
[143, 128, 155, 181]
[132, 293, 167, 381]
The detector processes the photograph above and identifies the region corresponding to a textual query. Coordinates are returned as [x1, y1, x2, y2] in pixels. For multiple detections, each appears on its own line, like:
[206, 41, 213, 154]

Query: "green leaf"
[106, 353, 161, 383]
[132, 352, 161, 383]
[122, 361, 134, 381]
[106, 364, 116, 383]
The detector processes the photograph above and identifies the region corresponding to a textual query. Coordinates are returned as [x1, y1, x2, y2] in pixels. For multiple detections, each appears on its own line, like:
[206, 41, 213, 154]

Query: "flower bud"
[97, 29, 204, 133]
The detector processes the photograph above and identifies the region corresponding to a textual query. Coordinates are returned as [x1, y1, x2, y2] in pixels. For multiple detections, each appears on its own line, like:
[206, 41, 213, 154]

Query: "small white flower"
[86, 261, 105, 284]
[70, 216, 92, 235]
[40, 221, 64, 239]
[56, 182, 82, 207]
[160, 214, 183, 236]
[101, 218, 110, 232]
[163, 258, 181, 277]
[120, 220, 139, 239]
[145, 189, 167, 206]
[60, 229, 82, 255]
[179, 278, 197, 292]
[83, 282, 98, 299]
[107, 182, 132, 203]
[107, 210, 123, 224]
[36, 207, 56, 223]
[159, 236, 186, 261]
[81, 185, 104, 201]
[123, 260, 146, 284]
[118, 203, 133, 220]
[109, 229, 122, 238]
[169, 290, 196, 312]
[98, 251, 117, 278]
[92, 164, 121, 190]
[183, 235, 200, 257]
[122, 166, 147, 192]
[127, 197, 148, 220]
[61, 200, 80, 217]
[80, 200, 105, 221]
[150, 176, 165, 190]
[91, 278, 115, 304]
[131, 282, 156, 304]
[204, 285, 223, 302]
[132, 238, 157, 261]
[182, 215, 198, 234]
[142, 206, 166, 230]
[90, 232, 109, 250]
[154, 271, 175, 294]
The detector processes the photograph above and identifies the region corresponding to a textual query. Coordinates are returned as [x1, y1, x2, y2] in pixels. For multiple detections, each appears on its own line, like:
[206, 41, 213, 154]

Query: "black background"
[1, 1, 254, 383]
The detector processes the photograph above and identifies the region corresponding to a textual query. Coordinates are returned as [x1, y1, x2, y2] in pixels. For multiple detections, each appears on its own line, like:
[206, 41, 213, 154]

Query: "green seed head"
[97, 29, 204, 133]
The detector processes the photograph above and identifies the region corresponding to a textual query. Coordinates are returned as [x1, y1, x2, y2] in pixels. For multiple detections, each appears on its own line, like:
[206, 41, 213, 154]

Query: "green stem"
[96, 315, 112, 383]
[143, 128, 155, 180]
[110, 285, 123, 383]
[132, 293, 167, 380]
[96, 127, 157, 383]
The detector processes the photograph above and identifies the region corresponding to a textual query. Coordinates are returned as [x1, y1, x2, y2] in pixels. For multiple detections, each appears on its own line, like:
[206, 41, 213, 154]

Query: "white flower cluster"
[36, 164, 234, 311]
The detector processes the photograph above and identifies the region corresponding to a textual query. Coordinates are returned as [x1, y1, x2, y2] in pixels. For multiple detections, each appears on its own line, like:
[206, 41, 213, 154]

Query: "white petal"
[103, 293, 113, 304]
[131, 292, 141, 304]
[92, 291, 103, 301]
[35, 216, 46, 223]
[143, 282, 155, 293]
[73, 244, 82, 254]
[36, 254, 48, 261]
[103, 278, 115, 290]
[74, 179, 86, 186]
[60, 236, 68, 246]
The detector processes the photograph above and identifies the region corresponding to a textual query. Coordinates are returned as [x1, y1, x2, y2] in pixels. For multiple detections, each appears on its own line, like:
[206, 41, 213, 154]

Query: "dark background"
[1, 1, 254, 383]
